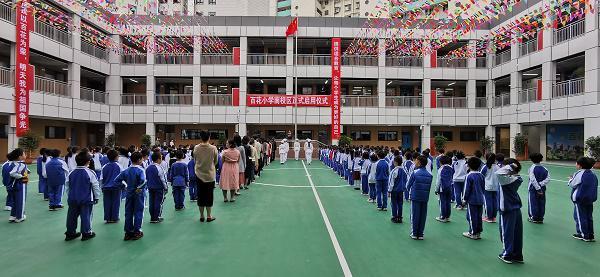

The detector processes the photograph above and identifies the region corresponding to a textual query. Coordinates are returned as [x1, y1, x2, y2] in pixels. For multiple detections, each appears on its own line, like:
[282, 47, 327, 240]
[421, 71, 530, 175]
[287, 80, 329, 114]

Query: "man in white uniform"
[293, 139, 301, 161]
[304, 139, 314, 165]
[279, 139, 289, 164]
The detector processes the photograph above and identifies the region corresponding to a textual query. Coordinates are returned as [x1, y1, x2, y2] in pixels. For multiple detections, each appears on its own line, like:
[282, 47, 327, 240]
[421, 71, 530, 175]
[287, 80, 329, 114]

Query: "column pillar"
[539, 124, 547, 161]
[7, 115, 17, 152]
[467, 40, 476, 68]
[105, 122, 115, 137]
[467, 79, 476, 108]
[193, 34, 202, 106]
[378, 78, 386, 108]
[107, 34, 121, 106]
[420, 124, 431, 152]
[145, 123, 155, 143]
[510, 71, 521, 105]
[68, 63, 81, 99]
[146, 76, 155, 106]
[541, 59, 556, 100]
[378, 38, 386, 108]
[236, 123, 247, 136]
[488, 79, 495, 107]
[510, 35, 519, 61]
[585, 0, 598, 33]
[146, 35, 155, 106]
[423, 78, 431, 108]
[69, 14, 82, 100]
[509, 123, 522, 158]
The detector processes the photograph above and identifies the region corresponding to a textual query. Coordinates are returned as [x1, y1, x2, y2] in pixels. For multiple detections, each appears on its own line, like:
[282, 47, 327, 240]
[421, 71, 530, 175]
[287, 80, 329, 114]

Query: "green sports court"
[0, 160, 598, 277]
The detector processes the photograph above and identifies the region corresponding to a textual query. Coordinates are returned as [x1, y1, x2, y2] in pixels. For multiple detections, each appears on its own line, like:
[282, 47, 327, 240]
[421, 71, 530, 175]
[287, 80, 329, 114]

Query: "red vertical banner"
[430, 50, 437, 68]
[430, 90, 437, 108]
[232, 88, 240, 106]
[15, 1, 32, 137]
[233, 47, 240, 65]
[331, 38, 341, 142]
[537, 31, 543, 50]
[536, 79, 542, 101]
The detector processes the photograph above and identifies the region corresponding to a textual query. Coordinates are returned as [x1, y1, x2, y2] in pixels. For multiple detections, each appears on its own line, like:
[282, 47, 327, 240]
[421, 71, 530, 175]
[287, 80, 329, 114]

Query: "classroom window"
[297, 130, 313, 140]
[181, 129, 228, 140]
[344, 4, 351, 11]
[267, 130, 287, 140]
[45, 126, 66, 139]
[208, 12, 216, 16]
[350, 131, 371, 141]
[460, 131, 482, 142]
[209, 130, 228, 140]
[208, 0, 216, 4]
[433, 131, 453, 141]
[0, 124, 7, 138]
[195, 0, 204, 4]
[378, 131, 398, 141]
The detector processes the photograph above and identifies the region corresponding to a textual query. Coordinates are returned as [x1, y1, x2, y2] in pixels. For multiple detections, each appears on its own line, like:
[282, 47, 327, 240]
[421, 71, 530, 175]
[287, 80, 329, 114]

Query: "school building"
[0, 0, 599, 161]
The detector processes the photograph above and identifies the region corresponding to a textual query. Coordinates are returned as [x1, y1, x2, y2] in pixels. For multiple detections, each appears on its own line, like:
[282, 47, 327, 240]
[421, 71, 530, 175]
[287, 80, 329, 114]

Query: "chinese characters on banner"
[15, 1, 32, 137]
[246, 94, 331, 107]
[331, 38, 341, 141]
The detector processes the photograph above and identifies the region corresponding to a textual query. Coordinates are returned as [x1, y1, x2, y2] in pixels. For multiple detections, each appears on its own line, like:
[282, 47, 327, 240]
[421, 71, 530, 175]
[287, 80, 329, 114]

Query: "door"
[402, 132, 411, 150]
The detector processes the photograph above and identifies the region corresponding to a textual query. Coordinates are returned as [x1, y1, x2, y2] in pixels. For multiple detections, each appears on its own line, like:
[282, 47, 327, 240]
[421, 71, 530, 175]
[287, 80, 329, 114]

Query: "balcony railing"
[154, 53, 194, 64]
[34, 76, 70, 96]
[0, 66, 13, 87]
[385, 96, 422, 107]
[553, 19, 585, 44]
[494, 93, 511, 107]
[121, 94, 147, 105]
[122, 53, 147, 64]
[80, 87, 107, 104]
[519, 38, 538, 57]
[33, 19, 72, 46]
[81, 40, 108, 60]
[385, 56, 423, 67]
[494, 50, 511, 66]
[436, 57, 467, 68]
[0, 2, 14, 23]
[200, 94, 233, 106]
[200, 53, 233, 64]
[247, 54, 286, 65]
[341, 55, 378, 66]
[155, 94, 193, 105]
[475, 97, 487, 108]
[437, 97, 467, 108]
[552, 78, 585, 98]
[476, 57, 487, 68]
[341, 95, 378, 107]
[518, 87, 537, 104]
[297, 54, 331, 66]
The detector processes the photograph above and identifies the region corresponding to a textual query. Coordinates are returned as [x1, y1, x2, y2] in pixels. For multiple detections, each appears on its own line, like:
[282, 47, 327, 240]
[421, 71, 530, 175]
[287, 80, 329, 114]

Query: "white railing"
[341, 96, 378, 107]
[121, 53, 147, 64]
[494, 49, 511, 66]
[518, 87, 538, 104]
[154, 53, 194, 64]
[385, 96, 422, 107]
[297, 54, 331, 65]
[0, 66, 13, 86]
[436, 57, 467, 68]
[553, 19, 585, 44]
[155, 94, 193, 105]
[121, 94, 147, 105]
[200, 94, 233, 105]
[475, 97, 487, 108]
[341, 55, 378, 66]
[80, 87, 107, 104]
[494, 93, 511, 107]
[81, 40, 108, 60]
[385, 56, 423, 67]
[34, 76, 70, 96]
[437, 97, 467, 108]
[33, 19, 72, 46]
[247, 54, 286, 65]
[0, 2, 14, 23]
[476, 57, 487, 68]
[519, 38, 538, 57]
[552, 78, 585, 98]
[200, 53, 233, 64]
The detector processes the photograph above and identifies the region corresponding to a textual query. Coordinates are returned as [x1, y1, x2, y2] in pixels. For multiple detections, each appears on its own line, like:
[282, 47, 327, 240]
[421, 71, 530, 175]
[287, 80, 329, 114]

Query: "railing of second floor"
[552, 78, 585, 99]
[0, 2, 14, 23]
[519, 38, 538, 57]
[33, 19, 72, 46]
[385, 56, 423, 67]
[341, 55, 378, 66]
[436, 57, 467, 68]
[494, 49, 511, 66]
[34, 76, 70, 96]
[0, 66, 13, 87]
[518, 87, 537, 104]
[475, 97, 488, 108]
[80, 87, 107, 104]
[155, 94, 194, 105]
[200, 93, 232, 105]
[155, 53, 194, 64]
[437, 97, 467, 108]
[341, 95, 379, 107]
[385, 96, 422, 107]
[296, 54, 331, 65]
[121, 94, 147, 105]
[494, 93, 511, 107]
[554, 19, 585, 44]
[247, 54, 286, 65]
[81, 40, 108, 60]
[476, 57, 487, 68]
[200, 53, 233, 64]
[121, 53, 147, 64]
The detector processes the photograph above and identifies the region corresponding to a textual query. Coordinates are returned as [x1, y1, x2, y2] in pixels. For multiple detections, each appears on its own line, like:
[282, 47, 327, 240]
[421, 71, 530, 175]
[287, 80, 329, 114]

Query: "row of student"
[320, 146, 597, 264]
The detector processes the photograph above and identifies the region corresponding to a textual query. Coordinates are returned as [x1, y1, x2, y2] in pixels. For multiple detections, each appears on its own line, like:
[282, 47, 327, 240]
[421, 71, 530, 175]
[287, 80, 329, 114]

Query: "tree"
[585, 136, 600, 161]
[433, 135, 449, 152]
[141, 134, 152, 147]
[480, 136, 495, 155]
[339, 135, 352, 148]
[105, 133, 116, 148]
[18, 131, 40, 159]
[513, 133, 528, 157]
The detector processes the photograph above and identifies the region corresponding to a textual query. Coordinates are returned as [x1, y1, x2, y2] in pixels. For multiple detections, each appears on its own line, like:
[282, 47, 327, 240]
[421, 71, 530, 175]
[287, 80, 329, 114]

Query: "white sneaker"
[13, 215, 26, 223]
[4, 206, 11, 211]
[8, 216, 16, 222]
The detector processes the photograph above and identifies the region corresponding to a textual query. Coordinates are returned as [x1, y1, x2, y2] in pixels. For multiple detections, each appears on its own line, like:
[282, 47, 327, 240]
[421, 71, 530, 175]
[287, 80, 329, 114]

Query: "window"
[196, 11, 203, 16]
[324, 10, 329, 15]
[181, 129, 227, 140]
[0, 124, 7, 138]
[208, 12, 216, 16]
[267, 130, 287, 140]
[350, 131, 371, 141]
[378, 131, 398, 141]
[195, 0, 204, 4]
[208, 0, 216, 4]
[297, 130, 313, 140]
[344, 4, 351, 11]
[45, 126, 66, 139]
[433, 131, 453, 141]
[460, 131, 482, 142]
[209, 130, 228, 140]
[334, 7, 340, 14]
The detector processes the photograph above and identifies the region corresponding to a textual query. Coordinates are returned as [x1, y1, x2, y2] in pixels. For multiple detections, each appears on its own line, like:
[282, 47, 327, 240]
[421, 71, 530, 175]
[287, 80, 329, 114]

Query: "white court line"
[262, 168, 330, 171]
[302, 160, 352, 277]
[253, 182, 347, 188]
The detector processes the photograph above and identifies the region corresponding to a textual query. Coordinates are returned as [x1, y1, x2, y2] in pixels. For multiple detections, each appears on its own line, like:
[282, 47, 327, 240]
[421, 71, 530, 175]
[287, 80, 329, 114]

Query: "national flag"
[286, 18, 298, 37]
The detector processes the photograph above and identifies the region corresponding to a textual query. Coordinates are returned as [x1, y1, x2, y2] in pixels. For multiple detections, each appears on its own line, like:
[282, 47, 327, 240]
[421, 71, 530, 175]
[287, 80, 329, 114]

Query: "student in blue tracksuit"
[496, 159, 524, 264]
[360, 151, 370, 196]
[99, 147, 110, 167]
[146, 152, 168, 223]
[481, 153, 500, 223]
[402, 151, 415, 201]
[100, 149, 124, 223]
[452, 151, 468, 210]
[64, 152, 101, 241]
[114, 152, 147, 241]
[568, 157, 598, 242]
[367, 153, 378, 203]
[2, 155, 16, 211]
[188, 157, 198, 201]
[92, 147, 103, 177]
[527, 153, 550, 224]
[435, 149, 445, 169]
[36, 148, 49, 200]
[462, 157, 485, 240]
[375, 151, 390, 211]
[352, 150, 361, 190]
[46, 149, 69, 211]
[406, 155, 433, 240]
[388, 156, 407, 223]
[7, 149, 30, 223]
[435, 155, 454, 223]
[422, 149, 433, 174]
[169, 150, 189, 211]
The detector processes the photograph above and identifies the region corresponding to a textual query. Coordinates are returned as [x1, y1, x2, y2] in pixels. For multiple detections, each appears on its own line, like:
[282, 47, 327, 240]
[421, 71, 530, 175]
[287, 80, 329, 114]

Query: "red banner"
[537, 31, 543, 50]
[232, 88, 240, 106]
[233, 47, 240, 65]
[536, 79, 542, 101]
[331, 38, 341, 141]
[15, 1, 32, 137]
[246, 94, 330, 107]
[430, 50, 437, 68]
[430, 90, 437, 108]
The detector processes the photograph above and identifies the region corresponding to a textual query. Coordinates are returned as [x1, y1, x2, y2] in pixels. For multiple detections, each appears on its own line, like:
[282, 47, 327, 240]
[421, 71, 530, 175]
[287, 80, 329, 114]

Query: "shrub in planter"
[513, 133, 528, 159]
[339, 135, 352, 148]
[585, 136, 600, 168]
[141, 134, 152, 147]
[18, 131, 40, 163]
[433, 135, 448, 152]
[105, 133, 116, 148]
[480, 136, 495, 155]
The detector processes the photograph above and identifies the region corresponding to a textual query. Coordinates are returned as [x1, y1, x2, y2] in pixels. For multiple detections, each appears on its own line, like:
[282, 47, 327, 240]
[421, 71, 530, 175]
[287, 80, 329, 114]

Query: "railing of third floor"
[121, 94, 147, 105]
[155, 53, 194, 64]
[385, 56, 423, 67]
[155, 94, 194, 105]
[475, 97, 488, 108]
[385, 96, 422, 107]
[34, 76, 70, 97]
[80, 87, 107, 104]
[0, 1, 14, 23]
[437, 97, 467, 108]
[493, 93, 511, 107]
[553, 19, 585, 44]
[341, 95, 379, 107]
[341, 55, 378, 66]
[552, 77, 585, 99]
[0, 66, 13, 87]
[494, 49, 511, 66]
[296, 54, 331, 65]
[519, 38, 538, 57]
[200, 53, 233, 65]
[476, 57, 487, 68]
[121, 53, 147, 64]
[200, 93, 233, 105]
[247, 53, 286, 65]
[436, 57, 467, 68]
[518, 87, 538, 104]
[33, 19, 72, 46]
[81, 40, 108, 61]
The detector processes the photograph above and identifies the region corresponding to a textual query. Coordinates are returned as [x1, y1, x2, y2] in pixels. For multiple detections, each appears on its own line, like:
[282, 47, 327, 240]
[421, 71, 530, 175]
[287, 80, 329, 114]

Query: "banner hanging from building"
[15, 0, 33, 137]
[331, 38, 341, 141]
[246, 94, 330, 107]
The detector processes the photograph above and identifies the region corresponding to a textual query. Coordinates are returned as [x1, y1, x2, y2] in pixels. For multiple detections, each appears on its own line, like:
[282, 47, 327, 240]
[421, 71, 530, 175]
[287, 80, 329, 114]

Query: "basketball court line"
[253, 182, 348, 188]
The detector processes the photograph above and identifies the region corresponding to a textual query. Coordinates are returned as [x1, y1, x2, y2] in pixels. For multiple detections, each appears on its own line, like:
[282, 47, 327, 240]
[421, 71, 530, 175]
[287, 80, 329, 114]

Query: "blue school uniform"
[188, 159, 198, 201]
[568, 169, 598, 240]
[65, 167, 101, 235]
[360, 159, 370, 195]
[8, 161, 30, 221]
[100, 161, 124, 222]
[403, 160, 414, 200]
[462, 171, 485, 235]
[528, 164, 550, 222]
[375, 159, 390, 209]
[45, 157, 69, 208]
[168, 161, 189, 210]
[99, 155, 109, 167]
[36, 156, 48, 199]
[497, 166, 524, 262]
[435, 164, 454, 220]
[216, 153, 223, 184]
[2, 161, 14, 210]
[114, 165, 146, 234]
[146, 163, 168, 222]
[481, 164, 500, 220]
[452, 159, 468, 208]
[388, 166, 408, 220]
[406, 167, 433, 238]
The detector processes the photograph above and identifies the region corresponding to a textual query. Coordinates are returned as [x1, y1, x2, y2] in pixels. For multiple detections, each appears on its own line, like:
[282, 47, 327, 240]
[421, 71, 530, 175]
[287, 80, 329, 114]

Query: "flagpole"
[294, 18, 298, 141]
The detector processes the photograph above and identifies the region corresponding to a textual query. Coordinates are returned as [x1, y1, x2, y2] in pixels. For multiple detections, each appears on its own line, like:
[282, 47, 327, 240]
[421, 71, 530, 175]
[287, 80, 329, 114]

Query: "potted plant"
[105, 133, 116, 148]
[218, 133, 226, 148]
[339, 135, 352, 148]
[480, 135, 495, 155]
[585, 136, 600, 168]
[513, 133, 528, 160]
[18, 131, 40, 164]
[433, 135, 449, 153]
[141, 134, 152, 147]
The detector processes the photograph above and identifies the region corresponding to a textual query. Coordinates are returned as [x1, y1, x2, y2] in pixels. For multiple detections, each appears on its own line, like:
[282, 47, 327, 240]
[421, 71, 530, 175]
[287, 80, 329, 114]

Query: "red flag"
[285, 18, 298, 37]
